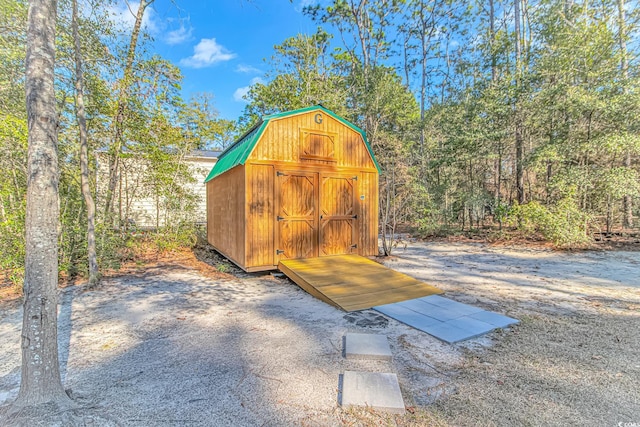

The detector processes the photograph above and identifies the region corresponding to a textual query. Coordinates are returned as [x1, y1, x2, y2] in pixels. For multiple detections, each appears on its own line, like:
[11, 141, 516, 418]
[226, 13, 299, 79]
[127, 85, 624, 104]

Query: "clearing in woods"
[0, 241, 638, 426]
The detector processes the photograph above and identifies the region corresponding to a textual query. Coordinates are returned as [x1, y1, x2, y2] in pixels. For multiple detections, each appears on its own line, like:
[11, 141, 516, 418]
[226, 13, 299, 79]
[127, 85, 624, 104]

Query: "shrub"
[508, 199, 592, 248]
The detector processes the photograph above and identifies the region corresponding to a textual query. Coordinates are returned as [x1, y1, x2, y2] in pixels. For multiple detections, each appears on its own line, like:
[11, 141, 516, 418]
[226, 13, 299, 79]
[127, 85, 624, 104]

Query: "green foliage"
[216, 261, 232, 273]
[0, 0, 219, 285]
[153, 222, 198, 253]
[240, 30, 347, 126]
[0, 114, 27, 285]
[3, 0, 640, 289]
[181, 93, 236, 150]
[508, 199, 592, 248]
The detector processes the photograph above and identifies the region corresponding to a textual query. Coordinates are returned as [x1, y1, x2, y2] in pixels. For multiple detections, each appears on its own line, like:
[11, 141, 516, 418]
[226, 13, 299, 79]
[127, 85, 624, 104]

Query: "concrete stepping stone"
[340, 371, 405, 414]
[344, 333, 392, 361]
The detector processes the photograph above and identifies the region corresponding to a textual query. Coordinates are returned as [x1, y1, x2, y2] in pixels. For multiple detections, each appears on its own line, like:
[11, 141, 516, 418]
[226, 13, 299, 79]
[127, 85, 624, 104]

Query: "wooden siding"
[358, 171, 379, 256]
[246, 164, 275, 269]
[207, 165, 245, 267]
[251, 111, 376, 170]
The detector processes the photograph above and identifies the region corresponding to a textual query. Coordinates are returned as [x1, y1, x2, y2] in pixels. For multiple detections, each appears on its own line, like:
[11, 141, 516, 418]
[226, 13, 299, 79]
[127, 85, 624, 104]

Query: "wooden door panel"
[278, 220, 315, 259]
[320, 175, 357, 256]
[320, 219, 354, 256]
[280, 174, 315, 217]
[276, 171, 318, 261]
[321, 176, 354, 216]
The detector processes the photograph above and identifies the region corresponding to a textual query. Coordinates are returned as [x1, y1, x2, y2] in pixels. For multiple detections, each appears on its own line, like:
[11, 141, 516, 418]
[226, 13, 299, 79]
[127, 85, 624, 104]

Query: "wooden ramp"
[278, 254, 443, 312]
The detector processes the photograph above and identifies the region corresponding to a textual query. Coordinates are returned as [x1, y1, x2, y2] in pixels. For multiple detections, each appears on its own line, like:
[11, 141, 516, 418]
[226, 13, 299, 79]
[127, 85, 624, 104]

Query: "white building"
[96, 150, 219, 228]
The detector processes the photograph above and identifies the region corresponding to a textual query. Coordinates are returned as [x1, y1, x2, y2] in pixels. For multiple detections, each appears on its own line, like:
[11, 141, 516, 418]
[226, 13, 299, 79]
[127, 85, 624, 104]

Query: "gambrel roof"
[204, 105, 379, 182]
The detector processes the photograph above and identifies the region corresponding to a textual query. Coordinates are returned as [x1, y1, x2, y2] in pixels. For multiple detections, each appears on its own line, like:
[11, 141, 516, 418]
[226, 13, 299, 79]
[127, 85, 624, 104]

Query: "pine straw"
[431, 310, 639, 426]
[336, 405, 449, 426]
[337, 310, 639, 427]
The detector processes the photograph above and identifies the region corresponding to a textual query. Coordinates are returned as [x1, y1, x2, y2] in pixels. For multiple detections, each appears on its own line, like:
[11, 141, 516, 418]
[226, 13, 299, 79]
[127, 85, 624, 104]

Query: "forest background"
[1, 0, 639, 286]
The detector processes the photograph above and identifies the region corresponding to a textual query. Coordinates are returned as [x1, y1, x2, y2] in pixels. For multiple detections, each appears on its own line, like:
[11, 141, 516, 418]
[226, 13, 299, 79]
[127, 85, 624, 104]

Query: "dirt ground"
[0, 241, 638, 426]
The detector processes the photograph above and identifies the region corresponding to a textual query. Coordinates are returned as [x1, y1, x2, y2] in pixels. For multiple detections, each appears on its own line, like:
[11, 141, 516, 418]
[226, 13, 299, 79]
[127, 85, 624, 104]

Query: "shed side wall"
[245, 163, 275, 269]
[359, 171, 379, 256]
[206, 165, 246, 268]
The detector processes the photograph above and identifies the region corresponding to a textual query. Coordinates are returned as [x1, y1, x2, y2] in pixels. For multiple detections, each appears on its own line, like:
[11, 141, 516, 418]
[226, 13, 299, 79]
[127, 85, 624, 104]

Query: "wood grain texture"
[279, 255, 443, 312]
[206, 165, 245, 267]
[207, 108, 379, 271]
[275, 171, 318, 262]
[246, 164, 274, 268]
[359, 172, 379, 256]
[320, 175, 356, 256]
[252, 111, 376, 170]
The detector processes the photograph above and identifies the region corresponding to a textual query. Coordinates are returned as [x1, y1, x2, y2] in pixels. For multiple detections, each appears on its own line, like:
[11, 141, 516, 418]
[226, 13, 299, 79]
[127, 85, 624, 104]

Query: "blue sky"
[108, 0, 322, 120]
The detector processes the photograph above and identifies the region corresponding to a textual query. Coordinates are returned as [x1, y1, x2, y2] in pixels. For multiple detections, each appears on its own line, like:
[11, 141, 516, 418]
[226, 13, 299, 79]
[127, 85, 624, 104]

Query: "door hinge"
[277, 216, 284, 221]
[352, 175, 358, 181]
[276, 171, 287, 176]
[352, 214, 358, 219]
[350, 244, 358, 249]
[276, 249, 285, 255]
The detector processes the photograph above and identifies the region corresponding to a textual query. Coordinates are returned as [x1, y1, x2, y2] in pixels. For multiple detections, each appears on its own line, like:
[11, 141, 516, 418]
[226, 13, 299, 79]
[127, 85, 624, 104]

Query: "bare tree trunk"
[103, 0, 153, 219]
[419, 0, 427, 156]
[489, 0, 496, 83]
[402, 31, 411, 88]
[72, 0, 99, 286]
[514, 0, 525, 204]
[618, 0, 633, 228]
[13, 0, 71, 409]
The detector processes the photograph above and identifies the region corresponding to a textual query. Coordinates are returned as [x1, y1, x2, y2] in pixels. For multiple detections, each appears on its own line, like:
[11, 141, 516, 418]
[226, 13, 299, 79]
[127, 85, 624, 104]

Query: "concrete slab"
[467, 310, 519, 328]
[397, 302, 462, 322]
[375, 296, 519, 343]
[341, 371, 405, 414]
[418, 295, 453, 306]
[344, 333, 392, 361]
[375, 304, 441, 329]
[419, 295, 484, 316]
[421, 322, 477, 344]
[393, 298, 439, 314]
[445, 316, 496, 336]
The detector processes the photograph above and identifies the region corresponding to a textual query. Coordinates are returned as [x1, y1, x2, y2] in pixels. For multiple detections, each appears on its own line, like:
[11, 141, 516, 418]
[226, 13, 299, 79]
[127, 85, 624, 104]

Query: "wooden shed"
[205, 105, 380, 272]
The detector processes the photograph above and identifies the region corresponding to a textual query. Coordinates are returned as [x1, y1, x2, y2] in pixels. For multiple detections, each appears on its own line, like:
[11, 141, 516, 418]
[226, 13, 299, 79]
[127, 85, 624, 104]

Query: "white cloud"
[103, 2, 196, 46]
[233, 77, 265, 102]
[162, 17, 193, 46]
[165, 23, 193, 45]
[180, 38, 236, 68]
[105, 1, 159, 34]
[236, 64, 262, 74]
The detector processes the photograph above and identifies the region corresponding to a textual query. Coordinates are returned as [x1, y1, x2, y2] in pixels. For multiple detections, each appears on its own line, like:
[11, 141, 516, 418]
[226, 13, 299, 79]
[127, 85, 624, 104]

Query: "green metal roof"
[204, 105, 380, 182]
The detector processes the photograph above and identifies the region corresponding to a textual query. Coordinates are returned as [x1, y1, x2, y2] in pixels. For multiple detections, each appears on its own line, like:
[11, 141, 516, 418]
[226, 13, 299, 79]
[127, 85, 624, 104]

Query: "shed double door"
[275, 169, 357, 261]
